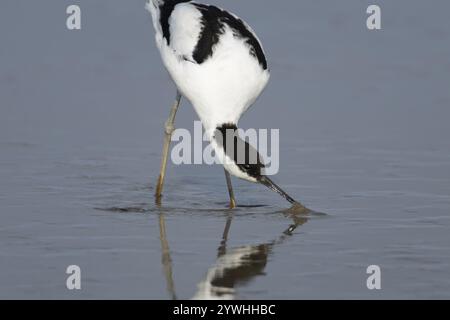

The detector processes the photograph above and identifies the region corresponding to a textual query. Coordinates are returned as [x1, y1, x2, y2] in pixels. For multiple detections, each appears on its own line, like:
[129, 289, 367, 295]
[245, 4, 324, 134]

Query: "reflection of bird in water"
[156, 209, 307, 300]
[192, 213, 307, 300]
[192, 243, 270, 300]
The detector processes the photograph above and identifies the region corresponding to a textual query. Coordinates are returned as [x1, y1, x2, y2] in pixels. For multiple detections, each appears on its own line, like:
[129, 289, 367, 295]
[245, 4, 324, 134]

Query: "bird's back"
[147, 0, 270, 136]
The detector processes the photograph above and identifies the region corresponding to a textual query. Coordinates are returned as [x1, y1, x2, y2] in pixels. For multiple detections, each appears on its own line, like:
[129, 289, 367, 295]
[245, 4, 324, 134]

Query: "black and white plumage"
[147, 0, 305, 207]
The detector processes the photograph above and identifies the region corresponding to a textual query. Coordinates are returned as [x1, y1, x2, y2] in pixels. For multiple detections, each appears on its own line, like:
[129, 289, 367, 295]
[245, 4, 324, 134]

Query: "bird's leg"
[224, 169, 236, 209]
[155, 92, 182, 205]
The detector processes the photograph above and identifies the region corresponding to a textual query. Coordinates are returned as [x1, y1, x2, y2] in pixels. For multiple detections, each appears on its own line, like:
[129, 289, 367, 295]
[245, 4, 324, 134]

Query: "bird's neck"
[202, 121, 238, 142]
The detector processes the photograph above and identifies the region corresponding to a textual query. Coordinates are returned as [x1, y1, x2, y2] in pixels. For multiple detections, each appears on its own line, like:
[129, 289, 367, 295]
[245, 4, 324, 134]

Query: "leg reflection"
[158, 212, 177, 300]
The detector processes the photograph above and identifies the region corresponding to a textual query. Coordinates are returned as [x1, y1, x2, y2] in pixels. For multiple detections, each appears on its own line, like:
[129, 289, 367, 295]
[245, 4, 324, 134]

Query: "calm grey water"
[1, 0, 450, 299]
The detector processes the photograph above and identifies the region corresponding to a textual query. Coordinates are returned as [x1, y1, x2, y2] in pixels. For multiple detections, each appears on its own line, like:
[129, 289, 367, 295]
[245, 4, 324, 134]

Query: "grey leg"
[224, 169, 236, 209]
[155, 92, 182, 205]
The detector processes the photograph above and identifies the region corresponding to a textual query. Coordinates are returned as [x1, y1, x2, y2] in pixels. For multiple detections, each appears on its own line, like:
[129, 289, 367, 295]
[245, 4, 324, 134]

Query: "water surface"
[1, 0, 450, 299]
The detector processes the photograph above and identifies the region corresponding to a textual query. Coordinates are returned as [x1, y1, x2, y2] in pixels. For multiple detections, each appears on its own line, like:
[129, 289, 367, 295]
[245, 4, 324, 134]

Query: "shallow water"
[1, 1, 450, 299]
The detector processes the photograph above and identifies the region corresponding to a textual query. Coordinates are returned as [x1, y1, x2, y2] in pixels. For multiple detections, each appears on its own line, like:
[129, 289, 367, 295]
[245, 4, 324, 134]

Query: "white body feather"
[146, 0, 270, 182]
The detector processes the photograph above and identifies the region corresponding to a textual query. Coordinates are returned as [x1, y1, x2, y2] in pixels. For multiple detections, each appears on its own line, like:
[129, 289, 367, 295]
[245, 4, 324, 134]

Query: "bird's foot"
[228, 198, 237, 210]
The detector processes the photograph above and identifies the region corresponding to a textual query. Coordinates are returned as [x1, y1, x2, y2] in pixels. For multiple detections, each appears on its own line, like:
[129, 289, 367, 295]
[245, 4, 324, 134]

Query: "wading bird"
[146, 0, 307, 210]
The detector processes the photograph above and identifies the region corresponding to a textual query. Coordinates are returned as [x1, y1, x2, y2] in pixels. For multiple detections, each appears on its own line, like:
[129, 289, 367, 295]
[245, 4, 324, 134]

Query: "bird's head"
[213, 124, 306, 208]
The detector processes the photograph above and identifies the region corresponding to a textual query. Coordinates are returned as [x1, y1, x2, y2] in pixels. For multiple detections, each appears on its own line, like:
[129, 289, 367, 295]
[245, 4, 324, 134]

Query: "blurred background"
[0, 0, 449, 299]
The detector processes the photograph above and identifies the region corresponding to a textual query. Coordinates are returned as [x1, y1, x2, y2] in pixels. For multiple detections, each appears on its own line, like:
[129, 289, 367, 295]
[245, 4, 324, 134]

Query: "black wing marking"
[159, 0, 191, 45]
[192, 4, 268, 70]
